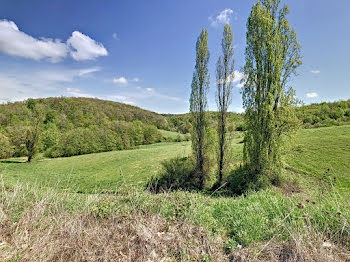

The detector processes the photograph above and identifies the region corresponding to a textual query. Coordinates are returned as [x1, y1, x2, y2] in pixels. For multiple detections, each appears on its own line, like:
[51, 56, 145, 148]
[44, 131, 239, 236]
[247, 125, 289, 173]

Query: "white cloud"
[36, 67, 101, 83]
[113, 77, 128, 84]
[306, 92, 318, 98]
[132, 77, 140, 82]
[0, 20, 108, 62]
[146, 88, 154, 92]
[0, 20, 68, 62]
[112, 33, 118, 40]
[310, 70, 320, 74]
[67, 31, 108, 61]
[77, 67, 101, 76]
[209, 9, 236, 27]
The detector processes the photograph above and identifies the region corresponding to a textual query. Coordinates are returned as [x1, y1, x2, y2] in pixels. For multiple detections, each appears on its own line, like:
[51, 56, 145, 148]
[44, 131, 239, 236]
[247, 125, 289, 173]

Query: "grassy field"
[159, 129, 188, 141]
[286, 125, 350, 198]
[0, 126, 349, 261]
[0, 126, 349, 197]
[0, 142, 191, 193]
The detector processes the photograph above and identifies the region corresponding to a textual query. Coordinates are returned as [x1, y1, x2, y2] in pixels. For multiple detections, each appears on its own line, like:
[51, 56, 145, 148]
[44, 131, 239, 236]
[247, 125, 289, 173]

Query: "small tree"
[190, 29, 210, 189]
[25, 99, 43, 162]
[242, 0, 301, 182]
[216, 24, 235, 185]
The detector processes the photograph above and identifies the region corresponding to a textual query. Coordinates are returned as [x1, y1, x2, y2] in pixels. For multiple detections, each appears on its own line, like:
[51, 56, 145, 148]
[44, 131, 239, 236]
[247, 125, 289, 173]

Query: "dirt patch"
[280, 183, 302, 196]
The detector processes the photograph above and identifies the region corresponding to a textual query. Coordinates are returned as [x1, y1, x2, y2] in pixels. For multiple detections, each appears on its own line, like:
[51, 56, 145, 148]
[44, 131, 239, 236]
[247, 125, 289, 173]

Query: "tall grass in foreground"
[0, 181, 349, 261]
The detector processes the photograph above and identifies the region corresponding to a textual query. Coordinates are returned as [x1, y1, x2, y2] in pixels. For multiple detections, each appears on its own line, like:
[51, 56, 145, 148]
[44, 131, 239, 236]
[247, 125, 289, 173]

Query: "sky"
[0, 0, 349, 114]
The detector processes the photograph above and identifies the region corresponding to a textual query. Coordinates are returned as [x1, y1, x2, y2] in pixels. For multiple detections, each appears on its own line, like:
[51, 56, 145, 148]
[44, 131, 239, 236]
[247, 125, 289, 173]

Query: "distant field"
[159, 129, 187, 140]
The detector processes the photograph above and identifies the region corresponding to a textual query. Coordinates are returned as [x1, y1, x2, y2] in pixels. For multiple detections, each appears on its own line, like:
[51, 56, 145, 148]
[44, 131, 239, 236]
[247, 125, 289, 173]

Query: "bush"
[228, 166, 273, 195]
[0, 133, 14, 159]
[146, 157, 196, 192]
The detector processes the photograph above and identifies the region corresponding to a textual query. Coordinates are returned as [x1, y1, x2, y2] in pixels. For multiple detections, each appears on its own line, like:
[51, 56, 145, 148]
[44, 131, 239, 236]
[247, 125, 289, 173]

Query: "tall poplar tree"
[216, 24, 234, 185]
[190, 29, 210, 189]
[242, 0, 302, 181]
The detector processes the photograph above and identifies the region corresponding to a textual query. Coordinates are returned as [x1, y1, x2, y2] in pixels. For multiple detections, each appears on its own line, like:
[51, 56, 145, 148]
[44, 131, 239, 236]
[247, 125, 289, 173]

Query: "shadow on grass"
[146, 156, 260, 198]
[0, 159, 27, 164]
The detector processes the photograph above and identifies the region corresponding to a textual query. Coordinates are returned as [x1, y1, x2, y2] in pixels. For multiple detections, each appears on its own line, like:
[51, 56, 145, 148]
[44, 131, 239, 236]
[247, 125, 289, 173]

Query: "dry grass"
[230, 236, 350, 262]
[0, 185, 227, 262]
[0, 184, 349, 261]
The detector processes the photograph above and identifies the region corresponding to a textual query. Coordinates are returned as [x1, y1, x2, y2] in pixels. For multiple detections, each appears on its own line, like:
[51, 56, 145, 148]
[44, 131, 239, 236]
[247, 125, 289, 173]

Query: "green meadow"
[0, 125, 349, 260]
[1, 125, 349, 198]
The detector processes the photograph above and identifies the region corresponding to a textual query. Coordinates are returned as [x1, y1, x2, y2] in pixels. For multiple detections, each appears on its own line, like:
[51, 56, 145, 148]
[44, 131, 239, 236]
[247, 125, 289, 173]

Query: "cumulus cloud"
[0, 20, 108, 62]
[306, 92, 318, 98]
[132, 77, 140, 82]
[310, 70, 320, 74]
[113, 77, 128, 84]
[67, 31, 108, 61]
[0, 20, 68, 62]
[209, 9, 236, 27]
[146, 88, 154, 92]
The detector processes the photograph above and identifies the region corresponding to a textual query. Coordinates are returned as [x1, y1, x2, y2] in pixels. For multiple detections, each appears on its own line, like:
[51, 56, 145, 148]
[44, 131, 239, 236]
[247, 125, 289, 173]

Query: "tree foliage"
[190, 29, 211, 189]
[242, 0, 302, 181]
[216, 24, 235, 185]
[0, 133, 13, 159]
[0, 97, 166, 159]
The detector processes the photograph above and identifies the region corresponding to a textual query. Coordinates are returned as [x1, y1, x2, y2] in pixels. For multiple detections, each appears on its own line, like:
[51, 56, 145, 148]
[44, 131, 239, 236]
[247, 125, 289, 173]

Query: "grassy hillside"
[0, 126, 349, 261]
[0, 142, 191, 193]
[1, 125, 349, 197]
[287, 125, 350, 197]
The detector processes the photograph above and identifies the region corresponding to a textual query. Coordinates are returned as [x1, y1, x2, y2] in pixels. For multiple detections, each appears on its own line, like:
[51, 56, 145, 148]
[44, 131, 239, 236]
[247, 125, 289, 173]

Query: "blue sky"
[0, 0, 349, 113]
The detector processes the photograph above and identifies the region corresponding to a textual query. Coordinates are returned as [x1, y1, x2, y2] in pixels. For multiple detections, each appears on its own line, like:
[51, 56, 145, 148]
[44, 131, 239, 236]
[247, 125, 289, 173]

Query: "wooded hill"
[165, 99, 350, 133]
[0, 97, 170, 159]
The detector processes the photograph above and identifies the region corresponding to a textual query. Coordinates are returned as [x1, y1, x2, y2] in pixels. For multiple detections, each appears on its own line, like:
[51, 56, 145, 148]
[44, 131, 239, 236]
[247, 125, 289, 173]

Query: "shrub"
[228, 166, 271, 195]
[146, 157, 196, 192]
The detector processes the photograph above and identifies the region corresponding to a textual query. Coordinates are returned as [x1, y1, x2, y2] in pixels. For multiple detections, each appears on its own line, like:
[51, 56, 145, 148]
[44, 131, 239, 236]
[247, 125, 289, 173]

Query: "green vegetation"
[0, 0, 349, 259]
[216, 24, 235, 185]
[296, 99, 350, 128]
[0, 97, 172, 159]
[0, 142, 190, 193]
[241, 0, 301, 186]
[0, 126, 349, 260]
[190, 28, 211, 189]
[287, 125, 350, 198]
